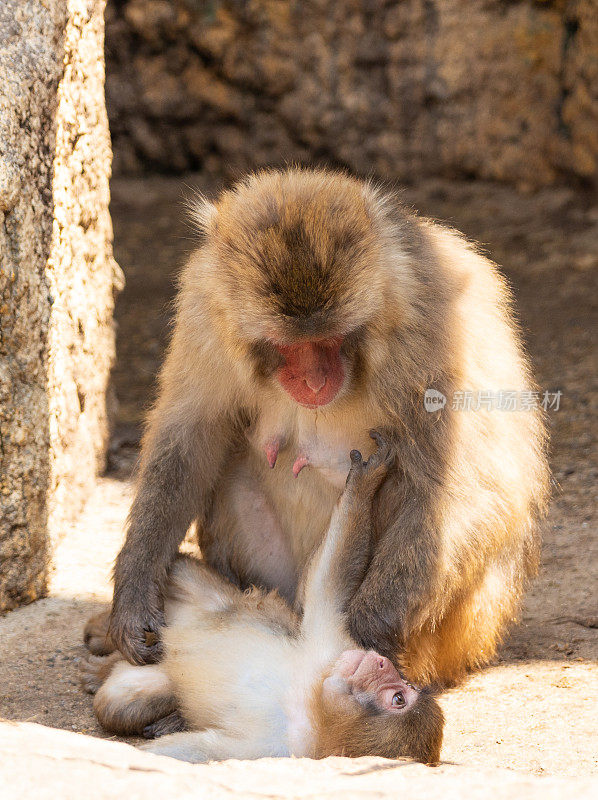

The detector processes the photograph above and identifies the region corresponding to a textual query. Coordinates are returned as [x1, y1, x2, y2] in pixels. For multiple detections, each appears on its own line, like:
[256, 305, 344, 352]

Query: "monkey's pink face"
[273, 338, 345, 408]
[323, 649, 419, 714]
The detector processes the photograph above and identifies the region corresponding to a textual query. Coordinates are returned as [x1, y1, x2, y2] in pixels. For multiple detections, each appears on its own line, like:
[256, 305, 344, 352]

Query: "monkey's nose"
[305, 373, 326, 393]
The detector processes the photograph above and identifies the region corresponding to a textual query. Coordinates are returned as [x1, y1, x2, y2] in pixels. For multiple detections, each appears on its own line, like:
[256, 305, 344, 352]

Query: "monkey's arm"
[301, 435, 391, 641]
[141, 729, 276, 762]
[347, 478, 442, 659]
[111, 406, 235, 665]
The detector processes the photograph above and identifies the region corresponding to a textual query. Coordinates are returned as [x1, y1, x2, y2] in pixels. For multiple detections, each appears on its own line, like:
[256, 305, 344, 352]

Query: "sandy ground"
[0, 175, 596, 780]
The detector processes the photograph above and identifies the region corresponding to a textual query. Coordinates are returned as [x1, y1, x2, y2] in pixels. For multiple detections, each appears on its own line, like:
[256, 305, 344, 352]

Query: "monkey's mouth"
[274, 339, 345, 407]
[277, 368, 344, 408]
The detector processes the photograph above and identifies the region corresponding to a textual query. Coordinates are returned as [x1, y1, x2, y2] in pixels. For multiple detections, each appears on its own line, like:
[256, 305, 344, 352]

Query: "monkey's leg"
[402, 553, 526, 686]
[79, 652, 123, 695]
[84, 610, 116, 655]
[90, 658, 178, 736]
[347, 476, 445, 661]
[111, 413, 234, 665]
[141, 729, 264, 763]
[302, 433, 392, 636]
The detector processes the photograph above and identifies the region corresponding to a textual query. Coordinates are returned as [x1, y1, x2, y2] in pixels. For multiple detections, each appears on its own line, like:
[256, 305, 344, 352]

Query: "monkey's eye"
[391, 691, 406, 709]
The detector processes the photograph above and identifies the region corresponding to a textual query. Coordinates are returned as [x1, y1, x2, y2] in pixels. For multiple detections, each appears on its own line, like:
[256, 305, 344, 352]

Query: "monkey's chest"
[212, 414, 377, 594]
[255, 423, 376, 562]
[251, 408, 377, 489]
[294, 431, 358, 487]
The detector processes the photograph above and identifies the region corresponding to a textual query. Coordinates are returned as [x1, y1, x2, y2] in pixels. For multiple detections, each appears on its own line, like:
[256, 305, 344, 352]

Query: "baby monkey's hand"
[346, 430, 393, 500]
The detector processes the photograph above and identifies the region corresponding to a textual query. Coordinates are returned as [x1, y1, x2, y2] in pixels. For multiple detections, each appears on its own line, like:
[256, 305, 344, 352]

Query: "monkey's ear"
[187, 194, 218, 237]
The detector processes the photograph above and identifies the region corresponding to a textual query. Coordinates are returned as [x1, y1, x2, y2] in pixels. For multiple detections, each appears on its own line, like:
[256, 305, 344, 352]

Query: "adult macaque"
[110, 167, 548, 685]
[82, 438, 444, 764]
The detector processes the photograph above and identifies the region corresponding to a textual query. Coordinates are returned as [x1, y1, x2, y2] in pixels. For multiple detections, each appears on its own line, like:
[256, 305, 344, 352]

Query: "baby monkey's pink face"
[314, 647, 443, 763]
[323, 649, 419, 714]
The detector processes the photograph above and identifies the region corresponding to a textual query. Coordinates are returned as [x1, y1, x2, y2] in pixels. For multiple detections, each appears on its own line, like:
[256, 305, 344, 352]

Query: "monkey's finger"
[369, 429, 386, 448]
[350, 449, 363, 464]
[368, 430, 392, 467]
[118, 625, 163, 665]
[136, 637, 164, 665]
[144, 630, 159, 648]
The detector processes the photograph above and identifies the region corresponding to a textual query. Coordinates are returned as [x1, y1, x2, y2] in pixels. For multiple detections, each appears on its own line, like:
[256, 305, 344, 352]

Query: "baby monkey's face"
[316, 649, 443, 763]
[323, 649, 419, 715]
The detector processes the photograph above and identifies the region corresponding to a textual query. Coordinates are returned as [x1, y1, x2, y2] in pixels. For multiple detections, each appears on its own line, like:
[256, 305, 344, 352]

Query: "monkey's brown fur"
[111, 167, 549, 686]
[310, 683, 443, 764]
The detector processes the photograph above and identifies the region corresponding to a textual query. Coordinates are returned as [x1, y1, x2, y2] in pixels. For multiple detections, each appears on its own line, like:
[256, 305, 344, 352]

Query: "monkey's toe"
[78, 654, 107, 694]
[85, 633, 115, 657]
[84, 610, 115, 655]
[350, 449, 363, 464]
[143, 711, 187, 739]
[78, 651, 122, 694]
[346, 449, 366, 488]
[366, 430, 392, 470]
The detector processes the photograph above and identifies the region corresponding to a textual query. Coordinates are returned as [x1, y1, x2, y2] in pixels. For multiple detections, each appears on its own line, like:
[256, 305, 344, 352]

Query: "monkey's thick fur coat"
[111, 168, 549, 685]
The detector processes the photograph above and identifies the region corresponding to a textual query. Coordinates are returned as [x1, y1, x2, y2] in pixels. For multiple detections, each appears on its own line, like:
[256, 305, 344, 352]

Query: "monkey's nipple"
[292, 453, 309, 478]
[264, 440, 280, 469]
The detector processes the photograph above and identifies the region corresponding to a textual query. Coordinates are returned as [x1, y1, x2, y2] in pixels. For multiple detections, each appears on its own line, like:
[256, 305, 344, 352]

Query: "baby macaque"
[81, 434, 443, 764]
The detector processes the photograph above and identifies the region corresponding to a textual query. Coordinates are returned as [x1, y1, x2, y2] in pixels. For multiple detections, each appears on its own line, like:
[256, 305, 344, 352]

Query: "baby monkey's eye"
[391, 691, 406, 708]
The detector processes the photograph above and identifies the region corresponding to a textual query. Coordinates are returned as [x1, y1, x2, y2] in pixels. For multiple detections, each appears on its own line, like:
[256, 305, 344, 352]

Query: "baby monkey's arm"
[301, 432, 392, 639]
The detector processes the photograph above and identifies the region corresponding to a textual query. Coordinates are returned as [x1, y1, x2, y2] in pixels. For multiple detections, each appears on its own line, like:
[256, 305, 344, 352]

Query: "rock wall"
[105, 0, 598, 189]
[0, 0, 121, 611]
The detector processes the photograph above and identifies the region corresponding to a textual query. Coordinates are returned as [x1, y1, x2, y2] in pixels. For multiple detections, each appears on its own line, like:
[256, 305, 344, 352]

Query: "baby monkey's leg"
[79, 653, 183, 737]
[301, 432, 393, 633]
[333, 432, 394, 603]
[142, 729, 264, 763]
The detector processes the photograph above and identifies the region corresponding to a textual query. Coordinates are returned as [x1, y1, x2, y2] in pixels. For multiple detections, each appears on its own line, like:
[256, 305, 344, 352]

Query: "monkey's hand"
[109, 585, 165, 665]
[348, 594, 403, 660]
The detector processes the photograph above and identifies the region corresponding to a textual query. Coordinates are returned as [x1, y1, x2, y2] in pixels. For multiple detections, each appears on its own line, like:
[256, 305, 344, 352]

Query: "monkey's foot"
[345, 431, 392, 497]
[143, 711, 187, 739]
[78, 652, 122, 694]
[84, 610, 116, 655]
[366, 430, 393, 472]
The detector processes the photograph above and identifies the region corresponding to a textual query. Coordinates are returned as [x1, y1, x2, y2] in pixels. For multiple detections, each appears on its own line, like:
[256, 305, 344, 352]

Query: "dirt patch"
[1, 175, 596, 778]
